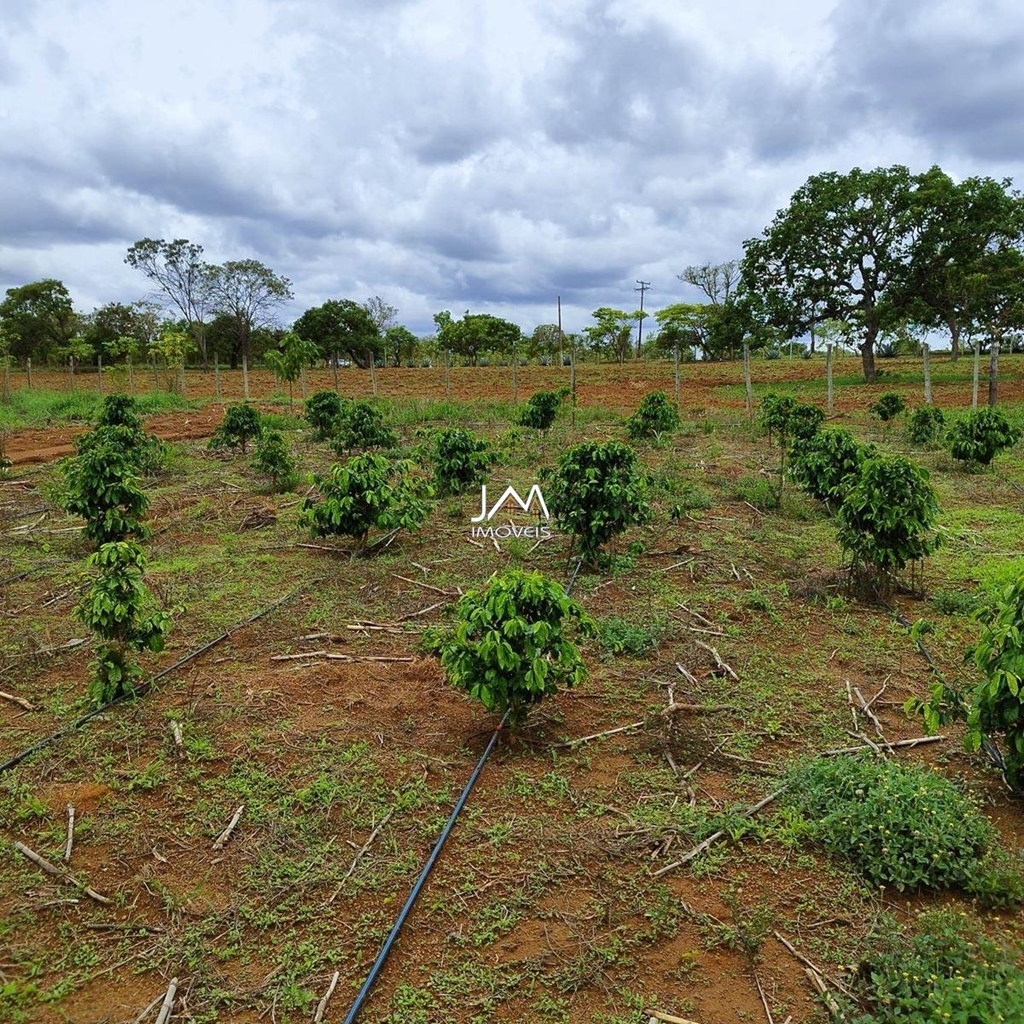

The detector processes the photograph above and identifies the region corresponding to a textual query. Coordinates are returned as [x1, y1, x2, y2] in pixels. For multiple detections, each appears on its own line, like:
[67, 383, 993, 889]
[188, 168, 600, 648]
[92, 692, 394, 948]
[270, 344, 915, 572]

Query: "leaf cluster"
[516, 390, 564, 431]
[836, 454, 940, 585]
[758, 393, 824, 444]
[946, 406, 1021, 466]
[209, 403, 263, 454]
[782, 755, 995, 891]
[424, 569, 593, 725]
[869, 391, 907, 422]
[907, 404, 945, 445]
[331, 401, 397, 451]
[300, 453, 432, 552]
[626, 391, 680, 441]
[543, 440, 652, 564]
[432, 427, 495, 496]
[789, 429, 873, 505]
[251, 430, 298, 492]
[304, 390, 345, 441]
[74, 541, 172, 704]
[95, 393, 143, 431]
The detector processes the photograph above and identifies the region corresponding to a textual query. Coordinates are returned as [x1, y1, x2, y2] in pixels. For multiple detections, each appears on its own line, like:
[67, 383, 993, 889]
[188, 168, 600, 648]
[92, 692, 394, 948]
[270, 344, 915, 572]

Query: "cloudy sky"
[1, 0, 1022, 336]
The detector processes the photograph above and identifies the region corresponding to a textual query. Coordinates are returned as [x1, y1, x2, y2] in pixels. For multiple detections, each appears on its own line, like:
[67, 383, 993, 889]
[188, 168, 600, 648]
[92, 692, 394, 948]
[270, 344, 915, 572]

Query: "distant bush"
[627, 391, 679, 441]
[300, 453, 431, 554]
[95, 393, 142, 431]
[210, 403, 263, 454]
[789, 429, 870, 505]
[432, 427, 495, 496]
[516, 390, 564, 430]
[304, 390, 345, 441]
[946, 407, 1021, 466]
[424, 569, 593, 725]
[251, 430, 298, 492]
[907, 405, 945, 446]
[331, 401, 397, 451]
[758, 394, 824, 443]
[544, 440, 651, 565]
[869, 391, 906, 422]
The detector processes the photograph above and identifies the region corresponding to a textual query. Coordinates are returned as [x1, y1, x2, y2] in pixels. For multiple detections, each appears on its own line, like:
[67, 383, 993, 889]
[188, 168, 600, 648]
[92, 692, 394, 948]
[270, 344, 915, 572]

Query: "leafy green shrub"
[74, 540, 172, 704]
[76, 424, 167, 475]
[782, 755, 995, 891]
[758, 394, 824, 443]
[627, 391, 679, 441]
[946, 407, 1021, 466]
[304, 390, 345, 441]
[332, 401, 397, 451]
[210, 403, 263, 454]
[251, 430, 298, 492]
[789, 429, 870, 505]
[594, 616, 664, 657]
[913, 573, 1024, 792]
[300, 453, 431, 553]
[95, 393, 142, 431]
[424, 570, 593, 725]
[544, 440, 651, 565]
[869, 392, 906, 422]
[836, 455, 940, 595]
[432, 427, 495, 495]
[842, 910, 1024, 1023]
[906, 405, 945, 446]
[62, 434, 150, 545]
[516, 390, 563, 430]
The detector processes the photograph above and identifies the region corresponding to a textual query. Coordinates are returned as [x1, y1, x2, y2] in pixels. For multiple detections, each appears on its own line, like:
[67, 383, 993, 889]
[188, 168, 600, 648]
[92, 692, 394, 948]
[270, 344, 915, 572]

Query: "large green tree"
[125, 238, 218, 368]
[293, 299, 381, 369]
[433, 310, 522, 365]
[584, 307, 635, 363]
[742, 166, 920, 382]
[210, 259, 293, 370]
[0, 279, 78, 364]
[901, 170, 1024, 360]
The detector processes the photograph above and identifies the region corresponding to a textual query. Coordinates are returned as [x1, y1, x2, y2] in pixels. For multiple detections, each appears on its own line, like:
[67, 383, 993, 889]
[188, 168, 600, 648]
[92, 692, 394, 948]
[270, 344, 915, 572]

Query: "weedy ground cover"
[1, 355, 1023, 1023]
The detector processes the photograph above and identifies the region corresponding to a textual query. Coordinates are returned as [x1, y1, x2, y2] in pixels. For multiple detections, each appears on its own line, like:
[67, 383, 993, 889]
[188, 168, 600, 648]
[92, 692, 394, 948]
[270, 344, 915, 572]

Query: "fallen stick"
[675, 662, 701, 688]
[340, 809, 395, 885]
[213, 805, 245, 851]
[0, 689, 35, 711]
[396, 601, 445, 621]
[13, 841, 110, 904]
[132, 991, 164, 1024]
[85, 921, 164, 934]
[754, 971, 775, 1024]
[645, 1010, 703, 1024]
[154, 977, 178, 1024]
[651, 789, 785, 877]
[821, 735, 944, 757]
[313, 970, 340, 1023]
[774, 931, 853, 998]
[686, 625, 730, 638]
[270, 652, 415, 663]
[169, 721, 183, 748]
[64, 804, 75, 862]
[392, 573, 456, 596]
[694, 639, 739, 681]
[678, 604, 717, 628]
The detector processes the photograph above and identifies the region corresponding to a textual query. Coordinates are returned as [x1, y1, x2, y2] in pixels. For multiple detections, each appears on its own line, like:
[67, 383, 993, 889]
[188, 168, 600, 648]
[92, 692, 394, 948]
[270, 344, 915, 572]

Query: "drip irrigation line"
[342, 710, 509, 1023]
[0, 575, 328, 775]
[343, 558, 584, 1022]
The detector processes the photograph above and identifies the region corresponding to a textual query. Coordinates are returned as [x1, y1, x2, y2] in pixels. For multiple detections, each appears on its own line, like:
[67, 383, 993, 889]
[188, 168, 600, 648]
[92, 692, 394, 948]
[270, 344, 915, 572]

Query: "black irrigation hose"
[0, 576, 327, 775]
[342, 558, 585, 1022]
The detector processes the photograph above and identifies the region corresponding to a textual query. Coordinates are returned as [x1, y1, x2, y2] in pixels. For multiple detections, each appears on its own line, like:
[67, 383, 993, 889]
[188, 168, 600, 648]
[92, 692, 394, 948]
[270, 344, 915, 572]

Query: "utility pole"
[635, 280, 650, 358]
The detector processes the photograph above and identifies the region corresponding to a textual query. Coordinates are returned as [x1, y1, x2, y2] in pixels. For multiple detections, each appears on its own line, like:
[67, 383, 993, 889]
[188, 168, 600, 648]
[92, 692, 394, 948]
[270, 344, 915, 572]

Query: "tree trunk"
[332, 350, 339, 393]
[922, 344, 932, 405]
[26, 358, 32, 389]
[826, 343, 834, 414]
[972, 338, 981, 409]
[860, 328, 877, 383]
[948, 318, 960, 363]
[242, 352, 250, 400]
[988, 339, 1000, 407]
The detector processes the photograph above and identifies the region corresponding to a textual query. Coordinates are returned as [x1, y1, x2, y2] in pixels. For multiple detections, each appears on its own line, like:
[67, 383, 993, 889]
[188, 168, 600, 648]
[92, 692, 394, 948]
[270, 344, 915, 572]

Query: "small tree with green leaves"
[432, 426, 495, 495]
[424, 569, 594, 725]
[911, 573, 1024, 792]
[265, 330, 321, 409]
[836, 454, 940, 597]
[516, 390, 563, 430]
[96, 393, 143, 430]
[210, 403, 263, 454]
[907, 405, 946, 446]
[788, 429, 872, 506]
[251, 429, 298, 492]
[331, 401, 397, 451]
[300, 453, 432, 554]
[544, 440, 651, 565]
[304, 390, 345, 440]
[946, 407, 1021, 466]
[627, 391, 680, 441]
[75, 540, 172, 704]
[63, 435, 150, 545]
[869, 391, 906, 424]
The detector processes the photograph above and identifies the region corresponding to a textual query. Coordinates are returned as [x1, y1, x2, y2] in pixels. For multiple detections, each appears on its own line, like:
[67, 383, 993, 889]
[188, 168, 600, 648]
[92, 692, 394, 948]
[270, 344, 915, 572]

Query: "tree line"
[1, 165, 1022, 383]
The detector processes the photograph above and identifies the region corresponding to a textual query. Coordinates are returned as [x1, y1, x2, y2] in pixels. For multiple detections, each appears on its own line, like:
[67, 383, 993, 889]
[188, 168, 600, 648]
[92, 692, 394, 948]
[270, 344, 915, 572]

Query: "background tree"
[125, 238, 218, 368]
[294, 299, 381, 371]
[210, 259, 293, 376]
[742, 165, 920, 382]
[433, 310, 522, 365]
[0, 279, 78, 365]
[527, 324, 562, 364]
[384, 325, 419, 367]
[677, 260, 740, 305]
[264, 330, 320, 408]
[364, 295, 398, 339]
[585, 308, 634, 363]
[653, 304, 711, 360]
